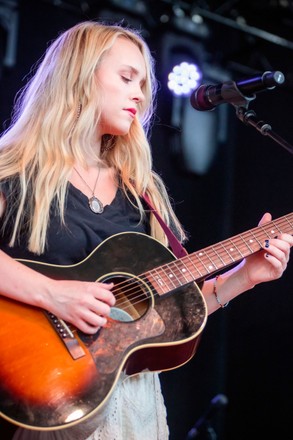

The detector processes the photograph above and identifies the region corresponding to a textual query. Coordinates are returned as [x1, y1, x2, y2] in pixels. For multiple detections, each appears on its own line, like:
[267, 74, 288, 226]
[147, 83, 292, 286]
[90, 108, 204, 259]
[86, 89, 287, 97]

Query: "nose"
[131, 84, 145, 103]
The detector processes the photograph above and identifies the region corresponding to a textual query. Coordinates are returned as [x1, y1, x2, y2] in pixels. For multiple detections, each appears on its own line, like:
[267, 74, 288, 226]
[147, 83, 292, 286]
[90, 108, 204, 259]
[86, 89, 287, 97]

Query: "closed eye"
[121, 76, 132, 83]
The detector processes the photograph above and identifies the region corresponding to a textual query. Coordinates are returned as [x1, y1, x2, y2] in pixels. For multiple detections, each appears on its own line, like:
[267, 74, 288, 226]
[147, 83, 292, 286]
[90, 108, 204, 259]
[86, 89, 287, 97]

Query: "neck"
[81, 138, 103, 167]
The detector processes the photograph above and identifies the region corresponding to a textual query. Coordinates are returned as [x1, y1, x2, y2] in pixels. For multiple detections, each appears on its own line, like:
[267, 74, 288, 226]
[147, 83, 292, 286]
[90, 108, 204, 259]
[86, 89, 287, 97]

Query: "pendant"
[89, 196, 104, 214]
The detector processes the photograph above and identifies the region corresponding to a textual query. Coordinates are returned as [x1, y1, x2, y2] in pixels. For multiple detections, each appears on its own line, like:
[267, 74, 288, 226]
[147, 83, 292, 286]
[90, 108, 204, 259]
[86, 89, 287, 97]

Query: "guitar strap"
[142, 193, 188, 258]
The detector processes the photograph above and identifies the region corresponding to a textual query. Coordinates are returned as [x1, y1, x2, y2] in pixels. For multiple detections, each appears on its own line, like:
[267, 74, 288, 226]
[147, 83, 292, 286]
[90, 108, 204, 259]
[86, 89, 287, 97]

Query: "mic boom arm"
[236, 107, 293, 155]
[190, 71, 293, 155]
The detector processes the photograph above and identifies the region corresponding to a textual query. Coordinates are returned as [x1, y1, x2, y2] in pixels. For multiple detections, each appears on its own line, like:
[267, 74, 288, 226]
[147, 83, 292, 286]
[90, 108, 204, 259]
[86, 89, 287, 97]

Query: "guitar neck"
[147, 213, 293, 295]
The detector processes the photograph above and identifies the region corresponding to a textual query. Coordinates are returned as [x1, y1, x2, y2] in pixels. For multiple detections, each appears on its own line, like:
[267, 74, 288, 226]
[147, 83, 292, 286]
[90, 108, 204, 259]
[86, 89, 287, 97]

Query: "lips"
[124, 108, 137, 117]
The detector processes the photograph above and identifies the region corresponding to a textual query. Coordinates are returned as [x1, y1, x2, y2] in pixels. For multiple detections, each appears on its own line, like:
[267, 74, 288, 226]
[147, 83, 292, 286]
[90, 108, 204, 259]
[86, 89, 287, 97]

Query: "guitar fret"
[227, 239, 244, 258]
[186, 255, 203, 278]
[150, 270, 166, 293]
[174, 259, 194, 284]
[177, 264, 193, 287]
[211, 246, 226, 266]
[196, 252, 211, 274]
[164, 264, 180, 285]
[204, 250, 219, 271]
[151, 267, 176, 294]
[285, 215, 293, 229]
[261, 225, 275, 239]
[271, 221, 282, 235]
[240, 231, 262, 254]
[249, 231, 262, 247]
[219, 241, 236, 264]
[268, 226, 277, 236]
[239, 234, 254, 254]
[150, 258, 197, 295]
[151, 271, 165, 288]
[268, 218, 290, 236]
[145, 212, 293, 297]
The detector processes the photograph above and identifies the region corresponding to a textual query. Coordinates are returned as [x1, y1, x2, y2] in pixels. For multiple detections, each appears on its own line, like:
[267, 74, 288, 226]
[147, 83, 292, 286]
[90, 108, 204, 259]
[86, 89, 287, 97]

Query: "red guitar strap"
[142, 193, 187, 258]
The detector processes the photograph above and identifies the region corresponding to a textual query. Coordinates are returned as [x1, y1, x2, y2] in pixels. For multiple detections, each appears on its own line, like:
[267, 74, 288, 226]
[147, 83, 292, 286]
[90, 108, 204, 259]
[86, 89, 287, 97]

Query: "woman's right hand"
[42, 279, 116, 334]
[0, 248, 116, 335]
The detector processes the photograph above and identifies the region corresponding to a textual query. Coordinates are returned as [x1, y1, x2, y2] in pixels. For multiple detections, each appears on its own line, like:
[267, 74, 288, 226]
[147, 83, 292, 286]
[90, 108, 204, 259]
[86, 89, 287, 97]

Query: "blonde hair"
[0, 21, 186, 254]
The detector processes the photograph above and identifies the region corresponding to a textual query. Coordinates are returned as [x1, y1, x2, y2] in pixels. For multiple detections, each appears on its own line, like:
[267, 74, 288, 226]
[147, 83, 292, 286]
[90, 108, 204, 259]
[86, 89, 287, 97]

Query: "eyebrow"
[121, 64, 146, 85]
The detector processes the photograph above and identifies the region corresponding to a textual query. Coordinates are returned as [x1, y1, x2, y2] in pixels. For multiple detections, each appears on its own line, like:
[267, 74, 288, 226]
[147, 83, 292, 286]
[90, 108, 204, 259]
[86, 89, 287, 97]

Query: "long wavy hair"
[0, 21, 186, 254]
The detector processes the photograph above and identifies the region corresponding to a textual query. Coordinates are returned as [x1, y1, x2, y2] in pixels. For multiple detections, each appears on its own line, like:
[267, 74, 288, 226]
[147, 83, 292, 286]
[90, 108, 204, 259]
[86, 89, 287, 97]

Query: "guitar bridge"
[45, 311, 86, 360]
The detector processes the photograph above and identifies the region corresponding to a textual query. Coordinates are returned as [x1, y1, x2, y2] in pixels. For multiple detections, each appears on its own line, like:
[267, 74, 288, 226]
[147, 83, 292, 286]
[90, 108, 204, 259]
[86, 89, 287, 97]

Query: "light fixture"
[168, 61, 202, 96]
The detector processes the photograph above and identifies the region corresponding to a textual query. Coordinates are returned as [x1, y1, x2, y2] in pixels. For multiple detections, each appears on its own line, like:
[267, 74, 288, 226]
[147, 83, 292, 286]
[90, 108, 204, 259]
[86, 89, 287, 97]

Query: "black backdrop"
[0, 1, 292, 439]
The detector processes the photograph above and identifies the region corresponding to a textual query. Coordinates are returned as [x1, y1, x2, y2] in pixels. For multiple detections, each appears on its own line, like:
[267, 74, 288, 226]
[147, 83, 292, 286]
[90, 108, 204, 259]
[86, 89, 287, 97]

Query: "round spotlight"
[168, 62, 202, 96]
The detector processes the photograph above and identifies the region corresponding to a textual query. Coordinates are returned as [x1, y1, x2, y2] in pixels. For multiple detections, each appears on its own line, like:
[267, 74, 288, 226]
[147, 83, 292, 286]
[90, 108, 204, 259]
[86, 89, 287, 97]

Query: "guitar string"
[65, 216, 292, 329]
[108, 235, 288, 310]
[111, 214, 291, 300]
[117, 254, 292, 311]
[66, 213, 292, 316]
[111, 215, 292, 305]
[109, 216, 293, 312]
[110, 223, 286, 310]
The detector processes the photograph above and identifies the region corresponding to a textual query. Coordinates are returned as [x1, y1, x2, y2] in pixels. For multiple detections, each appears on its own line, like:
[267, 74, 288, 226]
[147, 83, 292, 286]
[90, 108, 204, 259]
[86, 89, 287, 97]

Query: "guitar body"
[0, 232, 207, 430]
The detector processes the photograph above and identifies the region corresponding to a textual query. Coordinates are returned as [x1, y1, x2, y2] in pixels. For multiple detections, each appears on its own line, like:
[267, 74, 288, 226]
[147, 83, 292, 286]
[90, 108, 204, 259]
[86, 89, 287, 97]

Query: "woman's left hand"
[242, 212, 293, 288]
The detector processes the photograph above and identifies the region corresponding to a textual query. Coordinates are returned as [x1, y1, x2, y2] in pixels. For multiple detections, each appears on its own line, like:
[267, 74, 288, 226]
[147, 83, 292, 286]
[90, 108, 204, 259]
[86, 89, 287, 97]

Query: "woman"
[0, 21, 292, 440]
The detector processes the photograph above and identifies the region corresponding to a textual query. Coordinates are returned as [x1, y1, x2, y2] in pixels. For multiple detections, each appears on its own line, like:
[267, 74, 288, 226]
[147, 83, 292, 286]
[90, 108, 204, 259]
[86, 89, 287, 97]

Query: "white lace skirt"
[12, 372, 169, 440]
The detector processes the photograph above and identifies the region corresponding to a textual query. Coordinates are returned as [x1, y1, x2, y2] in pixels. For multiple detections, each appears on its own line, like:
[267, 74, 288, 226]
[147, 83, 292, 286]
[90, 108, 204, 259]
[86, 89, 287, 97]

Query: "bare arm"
[0, 194, 115, 334]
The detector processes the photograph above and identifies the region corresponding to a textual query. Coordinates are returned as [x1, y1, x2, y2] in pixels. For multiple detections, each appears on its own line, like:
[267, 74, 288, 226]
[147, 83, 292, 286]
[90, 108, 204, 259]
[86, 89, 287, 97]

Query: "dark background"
[0, 1, 292, 439]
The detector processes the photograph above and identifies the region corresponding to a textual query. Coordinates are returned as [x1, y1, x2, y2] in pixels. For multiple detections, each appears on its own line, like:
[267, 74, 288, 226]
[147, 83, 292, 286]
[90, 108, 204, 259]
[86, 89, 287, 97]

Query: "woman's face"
[95, 37, 147, 137]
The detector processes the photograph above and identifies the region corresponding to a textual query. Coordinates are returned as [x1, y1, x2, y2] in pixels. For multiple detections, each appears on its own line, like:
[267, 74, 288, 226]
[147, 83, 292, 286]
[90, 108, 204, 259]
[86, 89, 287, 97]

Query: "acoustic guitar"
[0, 213, 292, 431]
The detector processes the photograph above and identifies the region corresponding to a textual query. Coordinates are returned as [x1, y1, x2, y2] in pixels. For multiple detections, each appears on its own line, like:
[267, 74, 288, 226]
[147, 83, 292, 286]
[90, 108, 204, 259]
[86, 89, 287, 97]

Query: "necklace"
[74, 166, 104, 214]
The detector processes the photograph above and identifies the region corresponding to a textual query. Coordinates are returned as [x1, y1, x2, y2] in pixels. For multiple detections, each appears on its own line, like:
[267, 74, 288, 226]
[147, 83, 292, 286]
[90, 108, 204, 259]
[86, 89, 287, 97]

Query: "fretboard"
[147, 213, 293, 295]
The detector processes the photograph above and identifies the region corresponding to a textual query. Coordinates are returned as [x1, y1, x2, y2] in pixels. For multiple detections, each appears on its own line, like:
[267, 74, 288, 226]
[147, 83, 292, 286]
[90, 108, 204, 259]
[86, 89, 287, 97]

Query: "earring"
[71, 102, 82, 133]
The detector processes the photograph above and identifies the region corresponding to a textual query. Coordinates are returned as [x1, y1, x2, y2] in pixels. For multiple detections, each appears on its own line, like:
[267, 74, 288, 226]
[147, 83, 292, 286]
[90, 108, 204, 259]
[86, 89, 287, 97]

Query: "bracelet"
[213, 275, 229, 308]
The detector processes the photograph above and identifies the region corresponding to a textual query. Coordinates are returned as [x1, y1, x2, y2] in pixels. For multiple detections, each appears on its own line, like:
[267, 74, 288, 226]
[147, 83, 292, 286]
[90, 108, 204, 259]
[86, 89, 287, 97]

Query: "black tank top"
[0, 183, 149, 265]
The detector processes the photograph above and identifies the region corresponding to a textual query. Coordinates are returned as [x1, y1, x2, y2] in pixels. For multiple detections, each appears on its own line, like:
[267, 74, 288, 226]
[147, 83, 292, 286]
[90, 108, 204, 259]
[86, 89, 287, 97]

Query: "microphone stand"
[221, 81, 293, 155]
[235, 106, 293, 155]
[186, 421, 217, 440]
[185, 394, 228, 440]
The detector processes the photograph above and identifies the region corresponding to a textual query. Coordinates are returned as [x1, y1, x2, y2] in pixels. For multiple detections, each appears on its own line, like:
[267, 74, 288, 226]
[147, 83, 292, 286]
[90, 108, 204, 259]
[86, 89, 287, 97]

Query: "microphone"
[186, 393, 228, 439]
[190, 71, 285, 111]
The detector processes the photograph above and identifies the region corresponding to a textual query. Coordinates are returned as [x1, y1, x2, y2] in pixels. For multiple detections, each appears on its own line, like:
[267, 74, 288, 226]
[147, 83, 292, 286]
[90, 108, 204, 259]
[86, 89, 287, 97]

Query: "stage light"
[167, 61, 202, 96]
[169, 65, 232, 175]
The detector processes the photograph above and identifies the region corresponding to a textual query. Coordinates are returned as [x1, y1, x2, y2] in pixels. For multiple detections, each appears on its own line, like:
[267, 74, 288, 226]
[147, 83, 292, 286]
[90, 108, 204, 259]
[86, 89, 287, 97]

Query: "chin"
[110, 125, 132, 136]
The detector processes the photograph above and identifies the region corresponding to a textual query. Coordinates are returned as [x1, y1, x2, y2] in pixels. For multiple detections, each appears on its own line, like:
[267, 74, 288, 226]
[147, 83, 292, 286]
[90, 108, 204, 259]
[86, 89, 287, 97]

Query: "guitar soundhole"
[100, 274, 151, 323]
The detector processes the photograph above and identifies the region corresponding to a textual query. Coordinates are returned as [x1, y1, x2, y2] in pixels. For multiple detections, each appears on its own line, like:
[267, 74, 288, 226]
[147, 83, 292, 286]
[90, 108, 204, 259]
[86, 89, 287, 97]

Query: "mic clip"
[218, 80, 256, 109]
